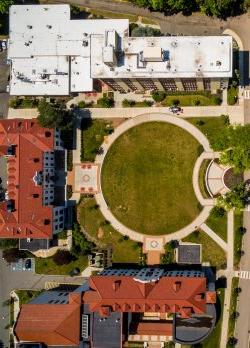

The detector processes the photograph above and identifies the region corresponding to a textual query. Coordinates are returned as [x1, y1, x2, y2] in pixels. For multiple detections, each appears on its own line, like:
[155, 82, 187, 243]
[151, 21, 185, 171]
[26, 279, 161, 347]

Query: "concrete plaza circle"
[95, 112, 215, 243]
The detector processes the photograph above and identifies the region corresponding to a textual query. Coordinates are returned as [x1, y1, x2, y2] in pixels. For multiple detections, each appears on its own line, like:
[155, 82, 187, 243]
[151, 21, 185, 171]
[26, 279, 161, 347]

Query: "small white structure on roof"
[8, 4, 233, 96]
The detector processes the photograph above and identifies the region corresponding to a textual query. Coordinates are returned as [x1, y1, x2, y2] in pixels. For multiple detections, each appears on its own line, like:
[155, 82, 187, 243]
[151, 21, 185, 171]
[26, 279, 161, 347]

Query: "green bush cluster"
[122, 99, 153, 107]
[131, 0, 249, 19]
[9, 97, 39, 109]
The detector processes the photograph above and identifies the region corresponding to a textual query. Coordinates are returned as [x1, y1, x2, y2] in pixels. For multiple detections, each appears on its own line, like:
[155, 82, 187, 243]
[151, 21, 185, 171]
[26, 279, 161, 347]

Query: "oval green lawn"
[101, 122, 201, 235]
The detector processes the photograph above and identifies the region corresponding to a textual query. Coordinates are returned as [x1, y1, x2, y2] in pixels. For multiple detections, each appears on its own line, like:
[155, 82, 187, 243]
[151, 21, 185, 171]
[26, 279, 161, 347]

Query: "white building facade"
[8, 4, 233, 95]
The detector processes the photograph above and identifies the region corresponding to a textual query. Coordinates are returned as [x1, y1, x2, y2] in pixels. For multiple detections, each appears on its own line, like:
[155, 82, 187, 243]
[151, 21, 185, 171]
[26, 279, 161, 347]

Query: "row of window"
[103, 78, 213, 92]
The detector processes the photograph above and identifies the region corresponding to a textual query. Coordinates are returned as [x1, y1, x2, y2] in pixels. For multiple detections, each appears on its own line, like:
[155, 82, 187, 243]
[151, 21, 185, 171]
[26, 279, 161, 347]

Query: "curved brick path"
[95, 113, 217, 243]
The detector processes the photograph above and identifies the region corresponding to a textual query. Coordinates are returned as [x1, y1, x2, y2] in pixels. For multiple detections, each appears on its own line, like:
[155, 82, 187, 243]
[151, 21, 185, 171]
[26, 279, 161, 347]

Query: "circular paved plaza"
[95, 113, 214, 241]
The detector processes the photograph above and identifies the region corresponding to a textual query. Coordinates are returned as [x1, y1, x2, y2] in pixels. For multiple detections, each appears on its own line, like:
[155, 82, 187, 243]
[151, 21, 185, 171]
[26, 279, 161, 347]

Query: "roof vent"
[171, 41, 178, 48]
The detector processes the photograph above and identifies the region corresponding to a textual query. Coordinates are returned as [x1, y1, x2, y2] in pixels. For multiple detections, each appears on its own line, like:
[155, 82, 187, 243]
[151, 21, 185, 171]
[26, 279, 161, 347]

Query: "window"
[159, 79, 177, 91]
[138, 79, 157, 90]
[123, 79, 138, 91]
[102, 79, 125, 93]
[204, 79, 211, 91]
[181, 79, 197, 91]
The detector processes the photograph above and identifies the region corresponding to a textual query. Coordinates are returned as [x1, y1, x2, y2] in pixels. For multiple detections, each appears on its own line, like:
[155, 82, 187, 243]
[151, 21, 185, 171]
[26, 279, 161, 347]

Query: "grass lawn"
[234, 211, 244, 267]
[206, 212, 227, 242]
[227, 278, 239, 344]
[183, 230, 227, 269]
[202, 288, 225, 348]
[16, 290, 42, 305]
[35, 254, 88, 275]
[187, 116, 228, 150]
[199, 159, 211, 199]
[162, 94, 220, 107]
[102, 122, 201, 235]
[78, 197, 141, 264]
[81, 119, 112, 162]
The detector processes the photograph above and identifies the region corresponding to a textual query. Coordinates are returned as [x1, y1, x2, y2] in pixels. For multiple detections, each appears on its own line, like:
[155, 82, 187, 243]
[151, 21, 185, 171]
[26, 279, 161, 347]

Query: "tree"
[151, 0, 165, 11]
[234, 287, 242, 295]
[210, 124, 250, 172]
[0, 0, 13, 14]
[71, 223, 94, 257]
[52, 250, 72, 265]
[2, 248, 19, 263]
[167, 0, 197, 13]
[217, 183, 249, 211]
[37, 99, 72, 130]
[227, 336, 238, 346]
[131, 25, 162, 37]
[199, 0, 245, 18]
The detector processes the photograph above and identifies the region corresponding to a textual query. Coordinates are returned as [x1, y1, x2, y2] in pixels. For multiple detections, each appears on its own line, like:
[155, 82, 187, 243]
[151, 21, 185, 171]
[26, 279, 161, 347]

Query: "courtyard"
[101, 121, 201, 235]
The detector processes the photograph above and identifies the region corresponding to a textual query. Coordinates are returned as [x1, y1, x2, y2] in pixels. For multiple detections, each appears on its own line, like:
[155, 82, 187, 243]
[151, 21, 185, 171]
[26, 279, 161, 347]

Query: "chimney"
[112, 280, 121, 291]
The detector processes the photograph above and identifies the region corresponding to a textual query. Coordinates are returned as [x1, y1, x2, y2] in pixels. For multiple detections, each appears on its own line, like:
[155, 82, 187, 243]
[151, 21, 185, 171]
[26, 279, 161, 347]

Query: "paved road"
[235, 210, 250, 348]
[0, 250, 85, 347]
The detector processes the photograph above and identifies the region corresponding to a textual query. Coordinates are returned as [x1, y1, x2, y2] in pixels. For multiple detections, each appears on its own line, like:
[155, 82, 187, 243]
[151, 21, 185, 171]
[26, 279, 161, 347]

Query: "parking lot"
[10, 258, 35, 272]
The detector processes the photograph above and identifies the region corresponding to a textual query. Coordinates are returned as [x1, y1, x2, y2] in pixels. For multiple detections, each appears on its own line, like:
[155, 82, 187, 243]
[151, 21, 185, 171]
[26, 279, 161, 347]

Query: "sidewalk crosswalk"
[236, 270, 250, 279]
[244, 90, 250, 99]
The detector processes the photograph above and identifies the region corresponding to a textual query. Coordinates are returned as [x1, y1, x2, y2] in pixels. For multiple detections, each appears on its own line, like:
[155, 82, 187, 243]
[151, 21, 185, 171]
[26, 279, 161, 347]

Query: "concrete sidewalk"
[7, 105, 244, 124]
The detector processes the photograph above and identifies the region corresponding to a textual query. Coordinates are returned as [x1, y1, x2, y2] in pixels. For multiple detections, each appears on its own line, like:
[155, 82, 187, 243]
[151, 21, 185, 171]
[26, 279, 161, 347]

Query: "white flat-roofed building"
[8, 4, 233, 95]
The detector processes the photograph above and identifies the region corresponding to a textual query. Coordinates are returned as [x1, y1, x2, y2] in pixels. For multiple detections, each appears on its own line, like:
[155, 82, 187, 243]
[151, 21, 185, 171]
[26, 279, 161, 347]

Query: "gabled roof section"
[0, 119, 54, 239]
[14, 303, 80, 346]
[83, 275, 210, 317]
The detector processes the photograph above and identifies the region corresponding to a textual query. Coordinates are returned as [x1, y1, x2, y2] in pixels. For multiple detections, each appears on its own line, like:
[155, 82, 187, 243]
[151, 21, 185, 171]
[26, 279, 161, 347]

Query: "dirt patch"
[97, 227, 104, 239]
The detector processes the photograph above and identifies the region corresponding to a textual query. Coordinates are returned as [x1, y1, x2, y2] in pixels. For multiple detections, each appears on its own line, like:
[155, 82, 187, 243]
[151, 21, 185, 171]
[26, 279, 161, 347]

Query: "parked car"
[24, 258, 32, 270]
[169, 106, 182, 114]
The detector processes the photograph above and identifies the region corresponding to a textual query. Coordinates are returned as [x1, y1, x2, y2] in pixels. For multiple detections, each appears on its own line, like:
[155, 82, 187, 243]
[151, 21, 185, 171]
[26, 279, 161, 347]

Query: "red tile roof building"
[0, 119, 65, 240]
[83, 275, 215, 318]
[14, 269, 217, 347]
[15, 293, 81, 346]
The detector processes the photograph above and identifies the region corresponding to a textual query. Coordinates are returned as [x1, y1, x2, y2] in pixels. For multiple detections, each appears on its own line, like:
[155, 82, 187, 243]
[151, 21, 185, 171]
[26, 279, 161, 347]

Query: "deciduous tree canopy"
[131, 0, 249, 18]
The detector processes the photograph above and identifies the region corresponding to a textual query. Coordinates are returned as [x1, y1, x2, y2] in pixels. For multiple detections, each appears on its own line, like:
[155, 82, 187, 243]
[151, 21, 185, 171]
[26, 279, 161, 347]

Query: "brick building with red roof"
[14, 268, 217, 348]
[0, 119, 65, 247]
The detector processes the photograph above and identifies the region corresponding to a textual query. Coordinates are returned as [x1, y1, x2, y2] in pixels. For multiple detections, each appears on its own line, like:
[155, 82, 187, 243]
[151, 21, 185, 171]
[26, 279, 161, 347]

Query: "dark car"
[169, 106, 182, 113]
[69, 267, 80, 277]
[24, 258, 32, 270]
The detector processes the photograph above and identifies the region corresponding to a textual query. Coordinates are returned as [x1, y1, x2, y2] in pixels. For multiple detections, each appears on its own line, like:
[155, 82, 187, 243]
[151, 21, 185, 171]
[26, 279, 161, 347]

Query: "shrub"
[211, 95, 222, 105]
[52, 250, 72, 265]
[122, 99, 136, 107]
[78, 100, 87, 108]
[67, 185, 73, 199]
[97, 96, 114, 108]
[210, 206, 226, 218]
[9, 98, 21, 109]
[152, 91, 166, 102]
[227, 86, 238, 105]
[171, 99, 180, 106]
[192, 99, 200, 106]
[196, 120, 205, 126]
